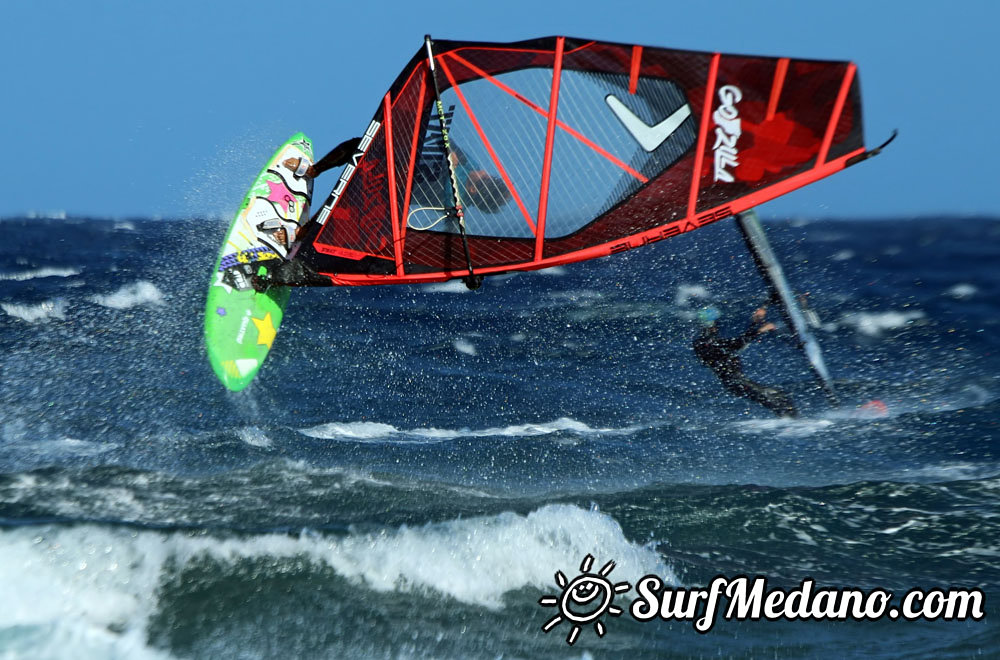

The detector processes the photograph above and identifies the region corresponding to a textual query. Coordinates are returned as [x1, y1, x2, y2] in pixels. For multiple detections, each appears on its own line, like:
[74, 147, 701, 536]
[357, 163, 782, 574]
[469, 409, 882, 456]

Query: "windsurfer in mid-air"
[693, 306, 798, 417]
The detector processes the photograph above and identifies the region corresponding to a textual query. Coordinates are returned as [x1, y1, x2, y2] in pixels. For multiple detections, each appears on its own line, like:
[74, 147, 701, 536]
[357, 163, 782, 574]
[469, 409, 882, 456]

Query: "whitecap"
[235, 426, 272, 448]
[674, 283, 711, 307]
[90, 281, 165, 309]
[0, 267, 80, 282]
[838, 310, 925, 336]
[300, 421, 401, 441]
[0, 526, 175, 659]
[453, 338, 477, 356]
[299, 416, 642, 443]
[0, 504, 671, 650]
[316, 503, 673, 607]
[421, 280, 471, 293]
[733, 418, 835, 439]
[1, 299, 66, 323]
[944, 283, 977, 299]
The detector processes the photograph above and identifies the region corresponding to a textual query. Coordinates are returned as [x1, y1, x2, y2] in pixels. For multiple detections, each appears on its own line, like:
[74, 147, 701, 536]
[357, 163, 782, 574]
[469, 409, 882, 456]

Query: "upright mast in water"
[735, 209, 839, 405]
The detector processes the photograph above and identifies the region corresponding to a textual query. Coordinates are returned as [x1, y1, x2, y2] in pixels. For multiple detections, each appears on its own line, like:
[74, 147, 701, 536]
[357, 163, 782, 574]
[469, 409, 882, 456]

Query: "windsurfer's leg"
[725, 377, 798, 418]
[747, 381, 797, 418]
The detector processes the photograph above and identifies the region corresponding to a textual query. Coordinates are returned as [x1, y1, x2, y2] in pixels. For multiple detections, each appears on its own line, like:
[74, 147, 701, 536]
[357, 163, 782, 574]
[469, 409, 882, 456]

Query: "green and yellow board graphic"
[204, 133, 313, 391]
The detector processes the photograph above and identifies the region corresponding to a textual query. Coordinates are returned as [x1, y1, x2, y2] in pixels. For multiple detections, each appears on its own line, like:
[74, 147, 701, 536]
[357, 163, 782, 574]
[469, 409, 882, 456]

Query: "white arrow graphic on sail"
[605, 95, 691, 152]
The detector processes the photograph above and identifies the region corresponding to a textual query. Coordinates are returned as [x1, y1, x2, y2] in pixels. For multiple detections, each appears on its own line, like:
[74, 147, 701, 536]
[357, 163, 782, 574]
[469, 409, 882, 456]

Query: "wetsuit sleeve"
[312, 137, 362, 176]
[717, 323, 764, 353]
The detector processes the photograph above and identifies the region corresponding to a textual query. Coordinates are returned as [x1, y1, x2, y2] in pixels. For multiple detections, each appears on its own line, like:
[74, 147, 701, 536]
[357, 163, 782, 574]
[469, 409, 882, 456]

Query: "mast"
[735, 208, 839, 405]
[424, 34, 482, 290]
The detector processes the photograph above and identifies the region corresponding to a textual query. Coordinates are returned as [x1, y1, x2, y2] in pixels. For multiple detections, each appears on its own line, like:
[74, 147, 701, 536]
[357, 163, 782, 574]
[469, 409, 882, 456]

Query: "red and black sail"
[295, 36, 866, 286]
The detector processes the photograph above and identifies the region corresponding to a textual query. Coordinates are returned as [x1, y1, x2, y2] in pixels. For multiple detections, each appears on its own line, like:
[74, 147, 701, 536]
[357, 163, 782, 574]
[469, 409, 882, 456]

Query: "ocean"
[1, 214, 997, 658]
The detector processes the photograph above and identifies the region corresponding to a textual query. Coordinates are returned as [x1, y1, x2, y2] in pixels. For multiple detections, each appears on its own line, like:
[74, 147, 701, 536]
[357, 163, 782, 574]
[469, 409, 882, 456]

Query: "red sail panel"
[300, 36, 868, 286]
[313, 108, 396, 265]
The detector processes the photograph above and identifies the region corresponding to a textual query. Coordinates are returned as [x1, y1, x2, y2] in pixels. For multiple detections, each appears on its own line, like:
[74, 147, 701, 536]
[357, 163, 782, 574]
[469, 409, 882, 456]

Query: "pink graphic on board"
[266, 179, 295, 215]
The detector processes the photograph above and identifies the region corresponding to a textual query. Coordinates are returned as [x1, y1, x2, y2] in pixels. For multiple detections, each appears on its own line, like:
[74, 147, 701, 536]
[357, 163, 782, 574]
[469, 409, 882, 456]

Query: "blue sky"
[2, 0, 995, 219]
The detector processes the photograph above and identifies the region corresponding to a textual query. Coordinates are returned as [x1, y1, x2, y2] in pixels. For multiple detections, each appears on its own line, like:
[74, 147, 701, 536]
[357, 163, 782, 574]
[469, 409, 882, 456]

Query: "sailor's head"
[465, 170, 511, 213]
[697, 306, 721, 327]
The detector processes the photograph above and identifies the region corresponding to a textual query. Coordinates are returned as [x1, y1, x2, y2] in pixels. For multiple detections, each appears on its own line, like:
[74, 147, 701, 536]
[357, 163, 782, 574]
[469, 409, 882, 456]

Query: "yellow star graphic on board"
[251, 312, 277, 349]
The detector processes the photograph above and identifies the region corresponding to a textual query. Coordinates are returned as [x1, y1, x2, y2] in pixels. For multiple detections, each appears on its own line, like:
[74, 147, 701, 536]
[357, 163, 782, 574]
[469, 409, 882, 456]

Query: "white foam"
[944, 283, 977, 299]
[89, 281, 165, 309]
[830, 249, 855, 261]
[1, 299, 66, 323]
[421, 280, 471, 293]
[453, 338, 478, 356]
[536, 266, 567, 276]
[47, 438, 115, 457]
[0, 504, 671, 654]
[839, 310, 925, 337]
[733, 418, 835, 439]
[674, 284, 711, 307]
[0, 267, 80, 282]
[300, 421, 400, 440]
[0, 526, 175, 659]
[235, 426, 272, 448]
[319, 503, 673, 607]
[300, 417, 642, 443]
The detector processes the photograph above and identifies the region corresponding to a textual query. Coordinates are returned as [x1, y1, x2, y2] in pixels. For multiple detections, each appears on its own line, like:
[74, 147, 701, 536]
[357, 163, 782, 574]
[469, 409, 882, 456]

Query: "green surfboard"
[204, 133, 314, 391]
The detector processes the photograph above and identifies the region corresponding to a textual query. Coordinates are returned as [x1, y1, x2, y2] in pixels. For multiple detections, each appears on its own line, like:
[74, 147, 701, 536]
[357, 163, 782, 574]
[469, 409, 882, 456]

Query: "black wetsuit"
[311, 137, 361, 177]
[693, 322, 797, 417]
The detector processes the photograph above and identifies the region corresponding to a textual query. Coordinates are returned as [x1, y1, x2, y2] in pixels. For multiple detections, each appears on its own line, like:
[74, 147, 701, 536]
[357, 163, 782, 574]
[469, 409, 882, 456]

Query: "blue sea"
[1, 214, 998, 658]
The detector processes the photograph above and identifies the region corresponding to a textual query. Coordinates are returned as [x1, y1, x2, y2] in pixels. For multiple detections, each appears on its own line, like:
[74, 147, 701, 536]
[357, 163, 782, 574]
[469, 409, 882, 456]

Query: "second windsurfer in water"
[693, 306, 798, 418]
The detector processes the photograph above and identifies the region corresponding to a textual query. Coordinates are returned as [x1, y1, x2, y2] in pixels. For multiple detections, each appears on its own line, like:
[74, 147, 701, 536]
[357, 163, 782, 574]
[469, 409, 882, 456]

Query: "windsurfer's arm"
[731, 308, 776, 351]
[283, 137, 361, 178]
[311, 137, 362, 176]
[753, 307, 777, 336]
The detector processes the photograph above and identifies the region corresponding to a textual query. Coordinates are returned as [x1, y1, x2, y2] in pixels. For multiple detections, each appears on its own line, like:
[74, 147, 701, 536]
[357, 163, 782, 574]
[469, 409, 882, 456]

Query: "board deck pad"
[204, 133, 314, 391]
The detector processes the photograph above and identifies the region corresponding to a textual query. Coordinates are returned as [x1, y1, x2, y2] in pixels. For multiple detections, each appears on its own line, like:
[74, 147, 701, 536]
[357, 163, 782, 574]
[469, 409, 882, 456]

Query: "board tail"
[736, 208, 838, 404]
